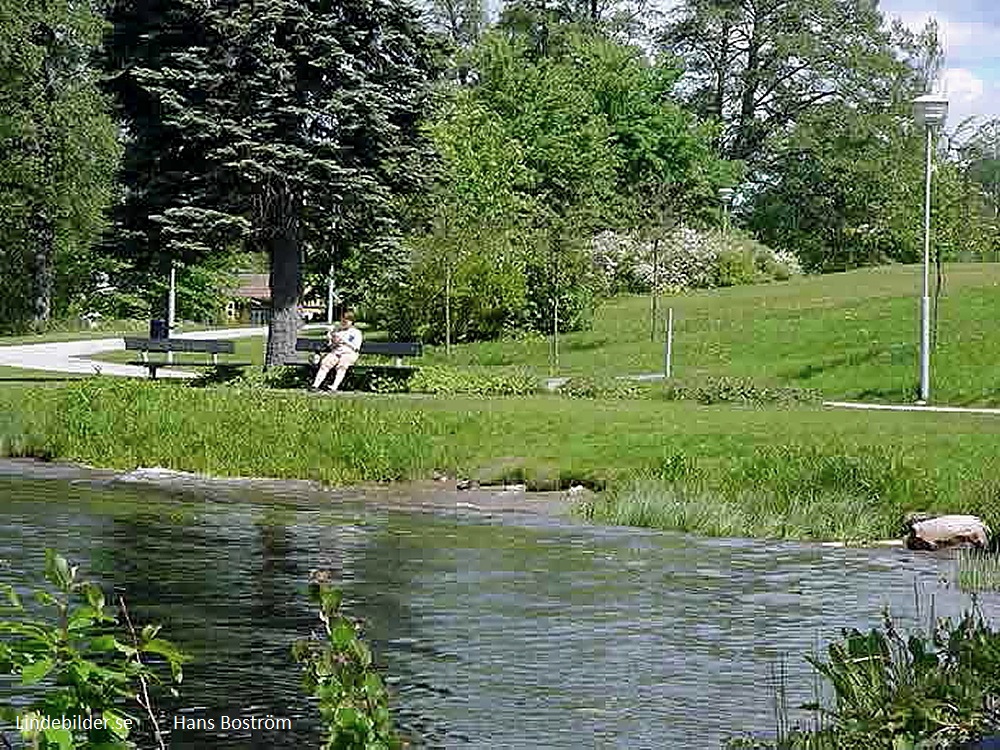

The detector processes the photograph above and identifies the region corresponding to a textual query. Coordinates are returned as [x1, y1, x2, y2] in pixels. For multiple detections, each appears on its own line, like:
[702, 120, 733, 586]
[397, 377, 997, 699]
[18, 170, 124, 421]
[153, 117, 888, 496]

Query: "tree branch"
[118, 595, 167, 750]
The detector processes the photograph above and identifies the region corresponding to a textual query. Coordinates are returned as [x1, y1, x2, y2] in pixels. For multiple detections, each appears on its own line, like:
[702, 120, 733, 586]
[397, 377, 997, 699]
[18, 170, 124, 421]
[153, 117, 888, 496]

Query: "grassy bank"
[4, 378, 1000, 542]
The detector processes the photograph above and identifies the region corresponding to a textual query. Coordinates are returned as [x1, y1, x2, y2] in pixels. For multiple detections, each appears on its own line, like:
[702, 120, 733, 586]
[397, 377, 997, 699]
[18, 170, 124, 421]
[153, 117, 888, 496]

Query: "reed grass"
[956, 549, 1000, 593]
[728, 610, 1000, 749]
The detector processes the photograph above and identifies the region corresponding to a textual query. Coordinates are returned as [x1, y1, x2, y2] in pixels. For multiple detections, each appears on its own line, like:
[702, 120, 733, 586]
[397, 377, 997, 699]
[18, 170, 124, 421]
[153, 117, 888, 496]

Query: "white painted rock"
[903, 514, 991, 551]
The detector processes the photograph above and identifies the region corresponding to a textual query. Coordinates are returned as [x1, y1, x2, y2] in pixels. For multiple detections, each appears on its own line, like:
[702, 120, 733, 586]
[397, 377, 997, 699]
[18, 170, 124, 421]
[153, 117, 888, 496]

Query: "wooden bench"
[294, 339, 422, 387]
[295, 339, 422, 366]
[124, 337, 250, 379]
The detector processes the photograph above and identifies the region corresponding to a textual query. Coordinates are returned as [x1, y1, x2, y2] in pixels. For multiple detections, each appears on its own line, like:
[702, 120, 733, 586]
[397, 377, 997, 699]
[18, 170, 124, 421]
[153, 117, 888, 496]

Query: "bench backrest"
[124, 337, 235, 354]
[295, 338, 422, 357]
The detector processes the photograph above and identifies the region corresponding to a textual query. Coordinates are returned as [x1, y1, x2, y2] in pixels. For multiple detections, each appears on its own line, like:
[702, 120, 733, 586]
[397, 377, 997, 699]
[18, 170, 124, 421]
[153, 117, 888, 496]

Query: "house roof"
[232, 273, 270, 300]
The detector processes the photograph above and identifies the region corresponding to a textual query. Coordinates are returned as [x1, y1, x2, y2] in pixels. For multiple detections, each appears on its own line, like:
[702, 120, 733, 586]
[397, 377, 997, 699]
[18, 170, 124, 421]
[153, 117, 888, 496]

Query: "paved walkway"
[0, 327, 268, 379]
[824, 400, 1000, 416]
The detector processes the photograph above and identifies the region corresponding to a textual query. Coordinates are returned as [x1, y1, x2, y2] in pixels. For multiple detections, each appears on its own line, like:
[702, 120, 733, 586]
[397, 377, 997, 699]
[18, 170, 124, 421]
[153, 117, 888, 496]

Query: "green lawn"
[414, 263, 1000, 404]
[87, 263, 1000, 403]
[7, 264, 1000, 541]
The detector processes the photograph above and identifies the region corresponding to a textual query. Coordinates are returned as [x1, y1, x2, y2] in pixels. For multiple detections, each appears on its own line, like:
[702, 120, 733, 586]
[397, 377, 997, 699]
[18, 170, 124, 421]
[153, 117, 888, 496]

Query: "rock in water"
[903, 514, 991, 551]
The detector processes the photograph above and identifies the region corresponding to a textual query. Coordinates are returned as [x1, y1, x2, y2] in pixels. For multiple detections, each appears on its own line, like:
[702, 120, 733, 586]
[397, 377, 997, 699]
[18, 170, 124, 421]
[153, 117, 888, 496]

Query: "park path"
[823, 400, 1000, 416]
[0, 326, 268, 379]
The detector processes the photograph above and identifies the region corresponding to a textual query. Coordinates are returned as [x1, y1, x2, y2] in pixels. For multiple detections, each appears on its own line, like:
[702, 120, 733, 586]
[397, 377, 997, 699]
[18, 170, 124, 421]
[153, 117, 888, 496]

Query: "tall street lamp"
[913, 93, 948, 404]
[719, 187, 734, 236]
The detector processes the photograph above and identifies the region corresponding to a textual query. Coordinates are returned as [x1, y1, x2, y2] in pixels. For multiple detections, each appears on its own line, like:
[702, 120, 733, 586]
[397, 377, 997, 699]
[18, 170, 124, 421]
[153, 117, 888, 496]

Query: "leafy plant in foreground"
[729, 611, 1000, 749]
[0, 550, 188, 749]
[293, 580, 399, 750]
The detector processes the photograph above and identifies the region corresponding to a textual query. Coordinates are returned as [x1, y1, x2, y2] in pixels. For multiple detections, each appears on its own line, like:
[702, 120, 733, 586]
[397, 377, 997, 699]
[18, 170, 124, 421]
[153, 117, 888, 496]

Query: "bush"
[292, 581, 400, 750]
[590, 227, 802, 294]
[728, 611, 1000, 749]
[717, 247, 757, 287]
[407, 365, 538, 396]
[662, 377, 821, 406]
[556, 376, 648, 400]
[0, 550, 188, 749]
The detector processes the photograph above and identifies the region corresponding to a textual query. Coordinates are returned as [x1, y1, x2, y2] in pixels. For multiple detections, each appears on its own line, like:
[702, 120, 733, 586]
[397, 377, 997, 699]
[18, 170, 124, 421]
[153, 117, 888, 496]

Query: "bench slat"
[295, 339, 422, 357]
[124, 337, 235, 354]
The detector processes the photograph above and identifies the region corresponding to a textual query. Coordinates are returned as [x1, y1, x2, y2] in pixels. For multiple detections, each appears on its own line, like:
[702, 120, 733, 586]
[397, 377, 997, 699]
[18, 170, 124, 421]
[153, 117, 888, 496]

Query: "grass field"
[80, 263, 1000, 404]
[5, 264, 1000, 541]
[2, 377, 1000, 542]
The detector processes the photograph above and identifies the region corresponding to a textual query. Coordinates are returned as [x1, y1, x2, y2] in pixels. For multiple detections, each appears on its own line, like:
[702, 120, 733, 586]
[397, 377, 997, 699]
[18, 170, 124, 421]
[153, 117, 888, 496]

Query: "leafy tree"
[0, 0, 120, 331]
[397, 24, 733, 344]
[659, 0, 913, 163]
[960, 120, 1000, 223]
[749, 101, 997, 272]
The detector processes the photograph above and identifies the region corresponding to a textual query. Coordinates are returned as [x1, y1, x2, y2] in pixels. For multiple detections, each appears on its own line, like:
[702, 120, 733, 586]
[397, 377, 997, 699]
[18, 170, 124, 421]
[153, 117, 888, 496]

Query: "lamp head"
[913, 94, 949, 129]
[719, 187, 735, 204]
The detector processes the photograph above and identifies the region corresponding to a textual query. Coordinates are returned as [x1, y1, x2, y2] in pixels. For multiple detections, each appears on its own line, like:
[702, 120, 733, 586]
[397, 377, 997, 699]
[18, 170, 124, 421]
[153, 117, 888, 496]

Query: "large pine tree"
[211, 0, 435, 363]
[105, 0, 435, 361]
[103, 0, 249, 312]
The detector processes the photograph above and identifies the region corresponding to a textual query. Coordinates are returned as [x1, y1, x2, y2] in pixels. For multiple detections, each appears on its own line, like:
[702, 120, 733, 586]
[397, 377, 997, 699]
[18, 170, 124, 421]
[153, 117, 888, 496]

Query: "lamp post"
[719, 187, 734, 236]
[912, 93, 948, 404]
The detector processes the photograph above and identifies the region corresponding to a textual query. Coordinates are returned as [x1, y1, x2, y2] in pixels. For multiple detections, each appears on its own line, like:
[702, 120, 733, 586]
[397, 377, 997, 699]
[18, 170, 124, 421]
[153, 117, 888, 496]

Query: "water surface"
[1, 461, 994, 749]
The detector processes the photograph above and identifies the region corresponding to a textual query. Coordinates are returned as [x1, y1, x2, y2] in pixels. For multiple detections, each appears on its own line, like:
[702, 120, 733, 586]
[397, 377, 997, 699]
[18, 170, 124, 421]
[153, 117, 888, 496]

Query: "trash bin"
[150, 319, 169, 339]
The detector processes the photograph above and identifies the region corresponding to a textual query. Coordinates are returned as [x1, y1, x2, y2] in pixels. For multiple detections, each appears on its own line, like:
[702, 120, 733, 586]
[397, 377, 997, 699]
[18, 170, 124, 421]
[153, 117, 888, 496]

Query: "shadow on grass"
[0, 376, 84, 383]
[853, 386, 914, 402]
[788, 343, 915, 382]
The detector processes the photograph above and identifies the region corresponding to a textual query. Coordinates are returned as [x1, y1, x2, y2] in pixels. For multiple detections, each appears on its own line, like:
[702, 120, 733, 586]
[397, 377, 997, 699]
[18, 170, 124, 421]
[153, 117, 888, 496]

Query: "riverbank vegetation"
[1, 551, 396, 749]
[728, 611, 1000, 749]
[3, 378, 1000, 542]
[0, 550, 188, 749]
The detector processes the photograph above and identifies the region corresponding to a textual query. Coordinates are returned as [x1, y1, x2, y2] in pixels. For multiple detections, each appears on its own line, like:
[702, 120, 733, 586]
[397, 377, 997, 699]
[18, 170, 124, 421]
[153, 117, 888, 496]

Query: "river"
[1, 459, 996, 749]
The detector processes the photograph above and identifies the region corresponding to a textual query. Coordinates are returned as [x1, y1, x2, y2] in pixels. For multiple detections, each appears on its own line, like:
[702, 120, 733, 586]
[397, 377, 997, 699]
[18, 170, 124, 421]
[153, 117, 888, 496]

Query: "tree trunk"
[735, 1, 761, 160]
[31, 212, 54, 328]
[714, 16, 730, 124]
[264, 188, 301, 366]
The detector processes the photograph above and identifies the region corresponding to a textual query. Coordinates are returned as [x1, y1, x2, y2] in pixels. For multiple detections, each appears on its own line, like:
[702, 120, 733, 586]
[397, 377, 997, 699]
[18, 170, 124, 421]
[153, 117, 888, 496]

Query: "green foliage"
[797, 613, 1000, 748]
[661, 0, 917, 163]
[716, 247, 758, 287]
[0, 549, 188, 749]
[103, 0, 437, 362]
[726, 614, 1000, 749]
[397, 24, 734, 343]
[662, 378, 821, 406]
[292, 582, 399, 750]
[407, 365, 538, 396]
[0, 0, 121, 331]
[747, 102, 995, 272]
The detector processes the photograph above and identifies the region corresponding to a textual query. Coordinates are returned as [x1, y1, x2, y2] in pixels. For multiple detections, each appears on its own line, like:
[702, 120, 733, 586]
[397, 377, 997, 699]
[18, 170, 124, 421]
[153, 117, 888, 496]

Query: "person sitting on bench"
[311, 311, 363, 392]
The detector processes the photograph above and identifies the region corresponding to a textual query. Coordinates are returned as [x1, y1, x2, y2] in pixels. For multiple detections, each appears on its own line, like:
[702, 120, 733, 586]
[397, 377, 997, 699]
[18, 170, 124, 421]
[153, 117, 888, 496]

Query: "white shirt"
[331, 325, 363, 353]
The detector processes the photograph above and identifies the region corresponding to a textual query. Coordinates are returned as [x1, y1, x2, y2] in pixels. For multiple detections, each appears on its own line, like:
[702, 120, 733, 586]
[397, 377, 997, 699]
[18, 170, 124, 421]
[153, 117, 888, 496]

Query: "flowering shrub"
[591, 227, 802, 294]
